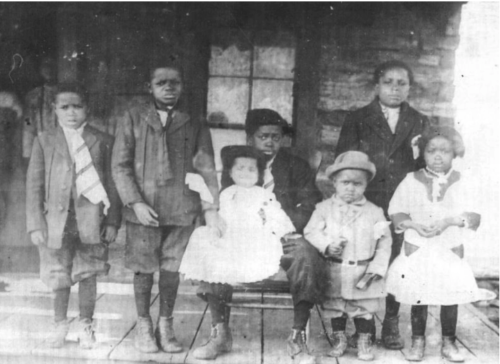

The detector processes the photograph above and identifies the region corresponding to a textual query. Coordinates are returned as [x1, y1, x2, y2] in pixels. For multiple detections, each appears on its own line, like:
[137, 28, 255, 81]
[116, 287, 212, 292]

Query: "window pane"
[207, 77, 249, 126]
[209, 30, 252, 76]
[253, 46, 295, 79]
[251, 80, 294, 124]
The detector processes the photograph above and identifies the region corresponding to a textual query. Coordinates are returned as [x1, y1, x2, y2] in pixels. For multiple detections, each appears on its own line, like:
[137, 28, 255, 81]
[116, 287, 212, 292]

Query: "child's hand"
[101, 225, 118, 243]
[30, 230, 47, 246]
[402, 220, 436, 238]
[325, 237, 347, 257]
[428, 217, 463, 236]
[132, 202, 159, 226]
[204, 210, 226, 237]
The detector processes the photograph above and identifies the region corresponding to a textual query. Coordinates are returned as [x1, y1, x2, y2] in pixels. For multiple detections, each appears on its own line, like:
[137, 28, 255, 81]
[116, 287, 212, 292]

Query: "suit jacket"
[271, 149, 322, 233]
[26, 124, 122, 249]
[112, 100, 219, 226]
[336, 99, 429, 212]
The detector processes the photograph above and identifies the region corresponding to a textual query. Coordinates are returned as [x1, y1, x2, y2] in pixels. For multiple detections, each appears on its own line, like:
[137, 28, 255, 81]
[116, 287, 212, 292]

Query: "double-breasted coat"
[26, 125, 122, 249]
[111, 101, 219, 227]
[336, 99, 429, 213]
[304, 196, 392, 300]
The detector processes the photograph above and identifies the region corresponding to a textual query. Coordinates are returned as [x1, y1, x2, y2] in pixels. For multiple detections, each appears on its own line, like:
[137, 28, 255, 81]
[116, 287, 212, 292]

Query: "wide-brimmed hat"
[245, 109, 293, 136]
[325, 151, 377, 181]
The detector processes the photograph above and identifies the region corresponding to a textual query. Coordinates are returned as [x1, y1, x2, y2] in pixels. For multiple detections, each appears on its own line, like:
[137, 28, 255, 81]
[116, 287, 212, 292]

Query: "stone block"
[438, 36, 460, 51]
[319, 124, 342, 146]
[440, 50, 456, 69]
[418, 54, 441, 67]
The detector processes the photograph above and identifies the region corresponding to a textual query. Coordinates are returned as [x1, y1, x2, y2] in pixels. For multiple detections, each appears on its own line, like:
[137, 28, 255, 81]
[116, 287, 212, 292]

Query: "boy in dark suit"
[26, 83, 122, 349]
[112, 60, 222, 353]
[336, 60, 429, 349]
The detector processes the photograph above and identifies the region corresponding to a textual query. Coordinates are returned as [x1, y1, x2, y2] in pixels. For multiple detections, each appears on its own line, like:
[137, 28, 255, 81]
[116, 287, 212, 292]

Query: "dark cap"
[245, 109, 293, 136]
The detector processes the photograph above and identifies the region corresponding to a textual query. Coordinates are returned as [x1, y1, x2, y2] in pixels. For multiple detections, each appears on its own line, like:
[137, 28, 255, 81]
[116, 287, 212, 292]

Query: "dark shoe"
[328, 331, 347, 357]
[47, 319, 69, 348]
[406, 336, 425, 361]
[193, 323, 232, 360]
[441, 336, 464, 362]
[357, 333, 375, 361]
[75, 318, 96, 350]
[348, 318, 376, 348]
[155, 316, 183, 353]
[286, 329, 316, 364]
[382, 316, 404, 350]
[134, 316, 159, 353]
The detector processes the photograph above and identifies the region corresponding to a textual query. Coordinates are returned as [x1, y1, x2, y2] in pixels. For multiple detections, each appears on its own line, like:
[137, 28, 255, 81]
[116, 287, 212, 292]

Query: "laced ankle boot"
[155, 316, 183, 353]
[406, 336, 425, 361]
[193, 323, 232, 360]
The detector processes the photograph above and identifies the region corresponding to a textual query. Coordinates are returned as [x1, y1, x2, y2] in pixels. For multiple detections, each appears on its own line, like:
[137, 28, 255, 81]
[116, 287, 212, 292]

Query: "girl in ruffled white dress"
[386, 125, 481, 362]
[179, 145, 295, 360]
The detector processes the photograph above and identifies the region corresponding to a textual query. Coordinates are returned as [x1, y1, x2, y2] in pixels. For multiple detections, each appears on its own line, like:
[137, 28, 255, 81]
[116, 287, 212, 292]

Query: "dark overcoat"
[111, 101, 219, 226]
[271, 149, 322, 233]
[26, 125, 122, 249]
[336, 99, 429, 212]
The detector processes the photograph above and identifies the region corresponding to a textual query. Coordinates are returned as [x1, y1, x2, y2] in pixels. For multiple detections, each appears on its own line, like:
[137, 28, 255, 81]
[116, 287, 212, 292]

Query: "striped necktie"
[263, 163, 275, 191]
[66, 129, 110, 214]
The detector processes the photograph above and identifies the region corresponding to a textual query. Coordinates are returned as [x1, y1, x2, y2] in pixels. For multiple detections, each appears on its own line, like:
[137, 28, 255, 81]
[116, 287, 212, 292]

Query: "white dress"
[386, 169, 480, 305]
[179, 185, 295, 284]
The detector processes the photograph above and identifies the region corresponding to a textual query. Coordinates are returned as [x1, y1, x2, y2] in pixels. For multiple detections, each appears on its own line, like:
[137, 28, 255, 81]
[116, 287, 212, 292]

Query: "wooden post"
[293, 6, 321, 162]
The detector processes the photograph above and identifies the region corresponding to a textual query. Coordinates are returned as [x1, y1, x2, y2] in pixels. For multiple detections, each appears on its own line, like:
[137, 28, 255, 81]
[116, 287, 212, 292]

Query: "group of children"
[24, 58, 481, 363]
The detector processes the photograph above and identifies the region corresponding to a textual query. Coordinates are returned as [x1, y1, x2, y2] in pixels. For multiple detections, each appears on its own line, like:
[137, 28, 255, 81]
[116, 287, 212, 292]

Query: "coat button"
[389, 159, 395, 164]
[58, 205, 64, 211]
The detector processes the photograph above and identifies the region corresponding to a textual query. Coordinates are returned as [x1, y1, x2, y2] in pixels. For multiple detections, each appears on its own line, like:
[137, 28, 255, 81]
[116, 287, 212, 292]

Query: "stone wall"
[314, 3, 463, 196]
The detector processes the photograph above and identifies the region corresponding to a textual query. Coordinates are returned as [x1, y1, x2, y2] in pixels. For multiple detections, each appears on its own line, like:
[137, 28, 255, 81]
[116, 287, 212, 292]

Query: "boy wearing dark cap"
[336, 60, 429, 349]
[245, 108, 325, 364]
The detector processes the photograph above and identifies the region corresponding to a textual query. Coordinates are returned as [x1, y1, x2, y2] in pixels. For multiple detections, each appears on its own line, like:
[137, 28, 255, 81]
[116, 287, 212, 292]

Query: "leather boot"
[134, 316, 159, 353]
[286, 329, 316, 364]
[357, 333, 375, 361]
[382, 316, 404, 350]
[406, 336, 425, 361]
[74, 317, 96, 350]
[193, 323, 232, 360]
[155, 316, 183, 353]
[328, 331, 347, 357]
[441, 336, 464, 362]
[47, 319, 70, 348]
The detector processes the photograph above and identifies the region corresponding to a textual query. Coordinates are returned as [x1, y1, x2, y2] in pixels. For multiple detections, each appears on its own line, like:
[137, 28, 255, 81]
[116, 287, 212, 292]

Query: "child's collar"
[331, 194, 367, 207]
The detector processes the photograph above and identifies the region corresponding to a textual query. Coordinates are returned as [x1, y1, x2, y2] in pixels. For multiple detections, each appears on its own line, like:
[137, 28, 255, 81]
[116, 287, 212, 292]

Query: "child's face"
[54, 92, 87, 129]
[332, 169, 368, 204]
[230, 157, 259, 188]
[149, 67, 183, 109]
[247, 125, 283, 159]
[424, 136, 454, 173]
[375, 68, 410, 108]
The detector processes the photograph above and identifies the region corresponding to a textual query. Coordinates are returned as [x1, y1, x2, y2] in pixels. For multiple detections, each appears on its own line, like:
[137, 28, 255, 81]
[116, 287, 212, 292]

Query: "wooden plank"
[110, 292, 207, 363]
[185, 294, 261, 364]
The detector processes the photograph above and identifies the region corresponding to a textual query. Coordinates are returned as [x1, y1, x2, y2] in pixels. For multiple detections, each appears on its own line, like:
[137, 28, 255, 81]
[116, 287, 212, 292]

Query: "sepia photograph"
[0, 2, 498, 363]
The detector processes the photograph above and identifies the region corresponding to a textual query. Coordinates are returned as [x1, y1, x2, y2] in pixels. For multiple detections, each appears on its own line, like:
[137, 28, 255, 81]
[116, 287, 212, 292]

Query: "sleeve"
[103, 136, 122, 227]
[192, 120, 220, 211]
[26, 137, 47, 233]
[288, 157, 322, 233]
[366, 207, 392, 277]
[111, 109, 144, 206]
[388, 175, 412, 233]
[335, 112, 360, 156]
[263, 191, 295, 238]
[22, 93, 37, 159]
[303, 203, 331, 255]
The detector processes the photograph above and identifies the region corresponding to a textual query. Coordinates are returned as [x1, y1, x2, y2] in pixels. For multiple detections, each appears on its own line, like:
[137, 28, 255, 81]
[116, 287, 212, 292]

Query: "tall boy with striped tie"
[26, 83, 122, 349]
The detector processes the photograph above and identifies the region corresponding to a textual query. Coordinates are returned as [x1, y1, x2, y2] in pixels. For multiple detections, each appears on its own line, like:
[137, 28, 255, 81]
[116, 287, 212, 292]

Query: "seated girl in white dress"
[385, 125, 481, 363]
[179, 145, 295, 360]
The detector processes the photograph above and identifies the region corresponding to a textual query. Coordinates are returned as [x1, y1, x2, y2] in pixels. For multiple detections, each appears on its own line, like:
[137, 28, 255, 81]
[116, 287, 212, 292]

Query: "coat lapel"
[168, 110, 190, 134]
[142, 102, 163, 133]
[81, 124, 97, 151]
[364, 100, 394, 142]
[54, 127, 72, 168]
[389, 102, 414, 157]
[270, 150, 289, 194]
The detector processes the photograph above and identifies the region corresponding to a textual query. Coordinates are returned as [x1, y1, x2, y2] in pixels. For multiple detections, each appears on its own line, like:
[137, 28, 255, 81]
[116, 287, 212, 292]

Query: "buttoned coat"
[26, 124, 122, 249]
[336, 99, 429, 212]
[271, 149, 322, 233]
[304, 197, 392, 300]
[111, 101, 219, 226]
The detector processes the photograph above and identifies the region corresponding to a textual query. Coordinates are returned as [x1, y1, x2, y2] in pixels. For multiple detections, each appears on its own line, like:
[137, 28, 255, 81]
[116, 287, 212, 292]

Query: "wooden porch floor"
[0, 275, 498, 364]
